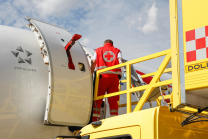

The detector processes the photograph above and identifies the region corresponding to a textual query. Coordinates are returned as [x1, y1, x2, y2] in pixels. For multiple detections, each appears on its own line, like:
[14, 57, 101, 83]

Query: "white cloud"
[13, 18, 28, 28]
[137, 14, 142, 21]
[80, 38, 90, 46]
[33, 0, 83, 18]
[0, 0, 170, 68]
[139, 2, 158, 34]
[84, 0, 102, 11]
[128, 20, 136, 30]
[0, 2, 27, 28]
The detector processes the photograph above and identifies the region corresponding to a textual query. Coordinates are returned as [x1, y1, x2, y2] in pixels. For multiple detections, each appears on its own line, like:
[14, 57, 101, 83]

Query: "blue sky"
[0, 0, 170, 68]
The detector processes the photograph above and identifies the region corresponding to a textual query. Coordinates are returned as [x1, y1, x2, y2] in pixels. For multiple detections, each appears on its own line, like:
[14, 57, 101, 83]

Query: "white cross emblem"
[103, 51, 115, 62]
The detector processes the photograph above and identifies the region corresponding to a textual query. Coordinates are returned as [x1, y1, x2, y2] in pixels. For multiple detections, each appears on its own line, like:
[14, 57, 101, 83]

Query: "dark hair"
[104, 39, 113, 44]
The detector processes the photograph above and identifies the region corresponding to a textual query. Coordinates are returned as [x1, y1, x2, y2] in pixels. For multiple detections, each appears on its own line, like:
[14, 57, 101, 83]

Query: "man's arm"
[118, 57, 123, 64]
[91, 59, 96, 75]
[118, 58, 125, 71]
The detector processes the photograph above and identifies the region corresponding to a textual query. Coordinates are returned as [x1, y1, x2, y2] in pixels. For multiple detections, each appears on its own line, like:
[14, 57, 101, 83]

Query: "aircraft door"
[27, 18, 93, 127]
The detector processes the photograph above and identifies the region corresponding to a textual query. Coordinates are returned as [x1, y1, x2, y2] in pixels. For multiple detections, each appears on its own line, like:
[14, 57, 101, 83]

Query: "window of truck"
[99, 134, 132, 139]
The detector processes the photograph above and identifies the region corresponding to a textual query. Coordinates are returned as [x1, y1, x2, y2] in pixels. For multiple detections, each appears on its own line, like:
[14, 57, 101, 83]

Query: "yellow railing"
[94, 49, 172, 113]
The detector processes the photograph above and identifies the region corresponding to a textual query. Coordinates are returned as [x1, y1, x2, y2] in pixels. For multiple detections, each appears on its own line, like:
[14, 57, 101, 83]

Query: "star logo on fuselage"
[11, 46, 32, 64]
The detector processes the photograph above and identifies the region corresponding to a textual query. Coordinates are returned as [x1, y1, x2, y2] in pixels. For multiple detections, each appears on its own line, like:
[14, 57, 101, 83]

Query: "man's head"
[104, 39, 113, 45]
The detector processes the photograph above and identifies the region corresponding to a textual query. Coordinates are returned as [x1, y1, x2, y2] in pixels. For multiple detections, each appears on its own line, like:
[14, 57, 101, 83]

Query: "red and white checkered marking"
[186, 25, 208, 62]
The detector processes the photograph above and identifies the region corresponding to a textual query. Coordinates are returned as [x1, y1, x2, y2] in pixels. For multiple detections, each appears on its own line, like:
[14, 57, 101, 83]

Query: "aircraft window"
[61, 39, 64, 42]
[99, 135, 132, 139]
[78, 62, 85, 71]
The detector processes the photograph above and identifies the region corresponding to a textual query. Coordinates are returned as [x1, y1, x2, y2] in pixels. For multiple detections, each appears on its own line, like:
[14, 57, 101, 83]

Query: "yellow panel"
[157, 107, 208, 139]
[182, 0, 208, 33]
[185, 68, 208, 90]
[182, 0, 208, 90]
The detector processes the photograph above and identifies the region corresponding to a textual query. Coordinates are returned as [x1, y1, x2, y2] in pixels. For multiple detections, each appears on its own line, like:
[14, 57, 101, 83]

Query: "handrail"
[141, 68, 172, 78]
[95, 79, 172, 100]
[118, 95, 172, 108]
[94, 49, 172, 113]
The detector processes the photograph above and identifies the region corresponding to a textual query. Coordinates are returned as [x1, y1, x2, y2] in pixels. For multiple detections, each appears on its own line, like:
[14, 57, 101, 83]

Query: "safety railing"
[94, 49, 172, 113]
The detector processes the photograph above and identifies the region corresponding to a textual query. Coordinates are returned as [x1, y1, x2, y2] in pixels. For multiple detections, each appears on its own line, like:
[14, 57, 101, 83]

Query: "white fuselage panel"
[0, 25, 71, 139]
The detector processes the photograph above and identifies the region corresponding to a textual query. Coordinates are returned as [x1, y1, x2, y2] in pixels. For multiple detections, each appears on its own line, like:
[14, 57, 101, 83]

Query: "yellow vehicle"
[79, 106, 208, 139]
[56, 0, 208, 138]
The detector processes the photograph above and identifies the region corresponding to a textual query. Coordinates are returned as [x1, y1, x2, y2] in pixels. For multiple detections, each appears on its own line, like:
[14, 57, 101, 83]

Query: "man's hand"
[91, 59, 96, 75]
[122, 72, 126, 79]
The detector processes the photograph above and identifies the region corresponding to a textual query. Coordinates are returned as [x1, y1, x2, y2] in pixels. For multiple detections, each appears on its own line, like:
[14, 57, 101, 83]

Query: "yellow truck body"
[80, 106, 208, 139]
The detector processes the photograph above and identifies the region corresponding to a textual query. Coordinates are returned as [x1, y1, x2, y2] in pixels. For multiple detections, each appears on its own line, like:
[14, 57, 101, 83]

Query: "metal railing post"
[126, 64, 132, 113]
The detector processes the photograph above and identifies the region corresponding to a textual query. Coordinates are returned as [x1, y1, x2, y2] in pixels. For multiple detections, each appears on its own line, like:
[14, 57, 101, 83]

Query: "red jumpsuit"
[92, 43, 122, 122]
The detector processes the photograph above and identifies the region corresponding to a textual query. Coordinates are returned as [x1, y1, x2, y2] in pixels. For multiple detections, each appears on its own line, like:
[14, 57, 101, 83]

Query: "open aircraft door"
[170, 0, 208, 109]
[26, 17, 93, 126]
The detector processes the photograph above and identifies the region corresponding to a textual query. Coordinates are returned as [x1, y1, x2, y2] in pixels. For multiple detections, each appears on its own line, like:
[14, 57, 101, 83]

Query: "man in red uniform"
[91, 39, 123, 122]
